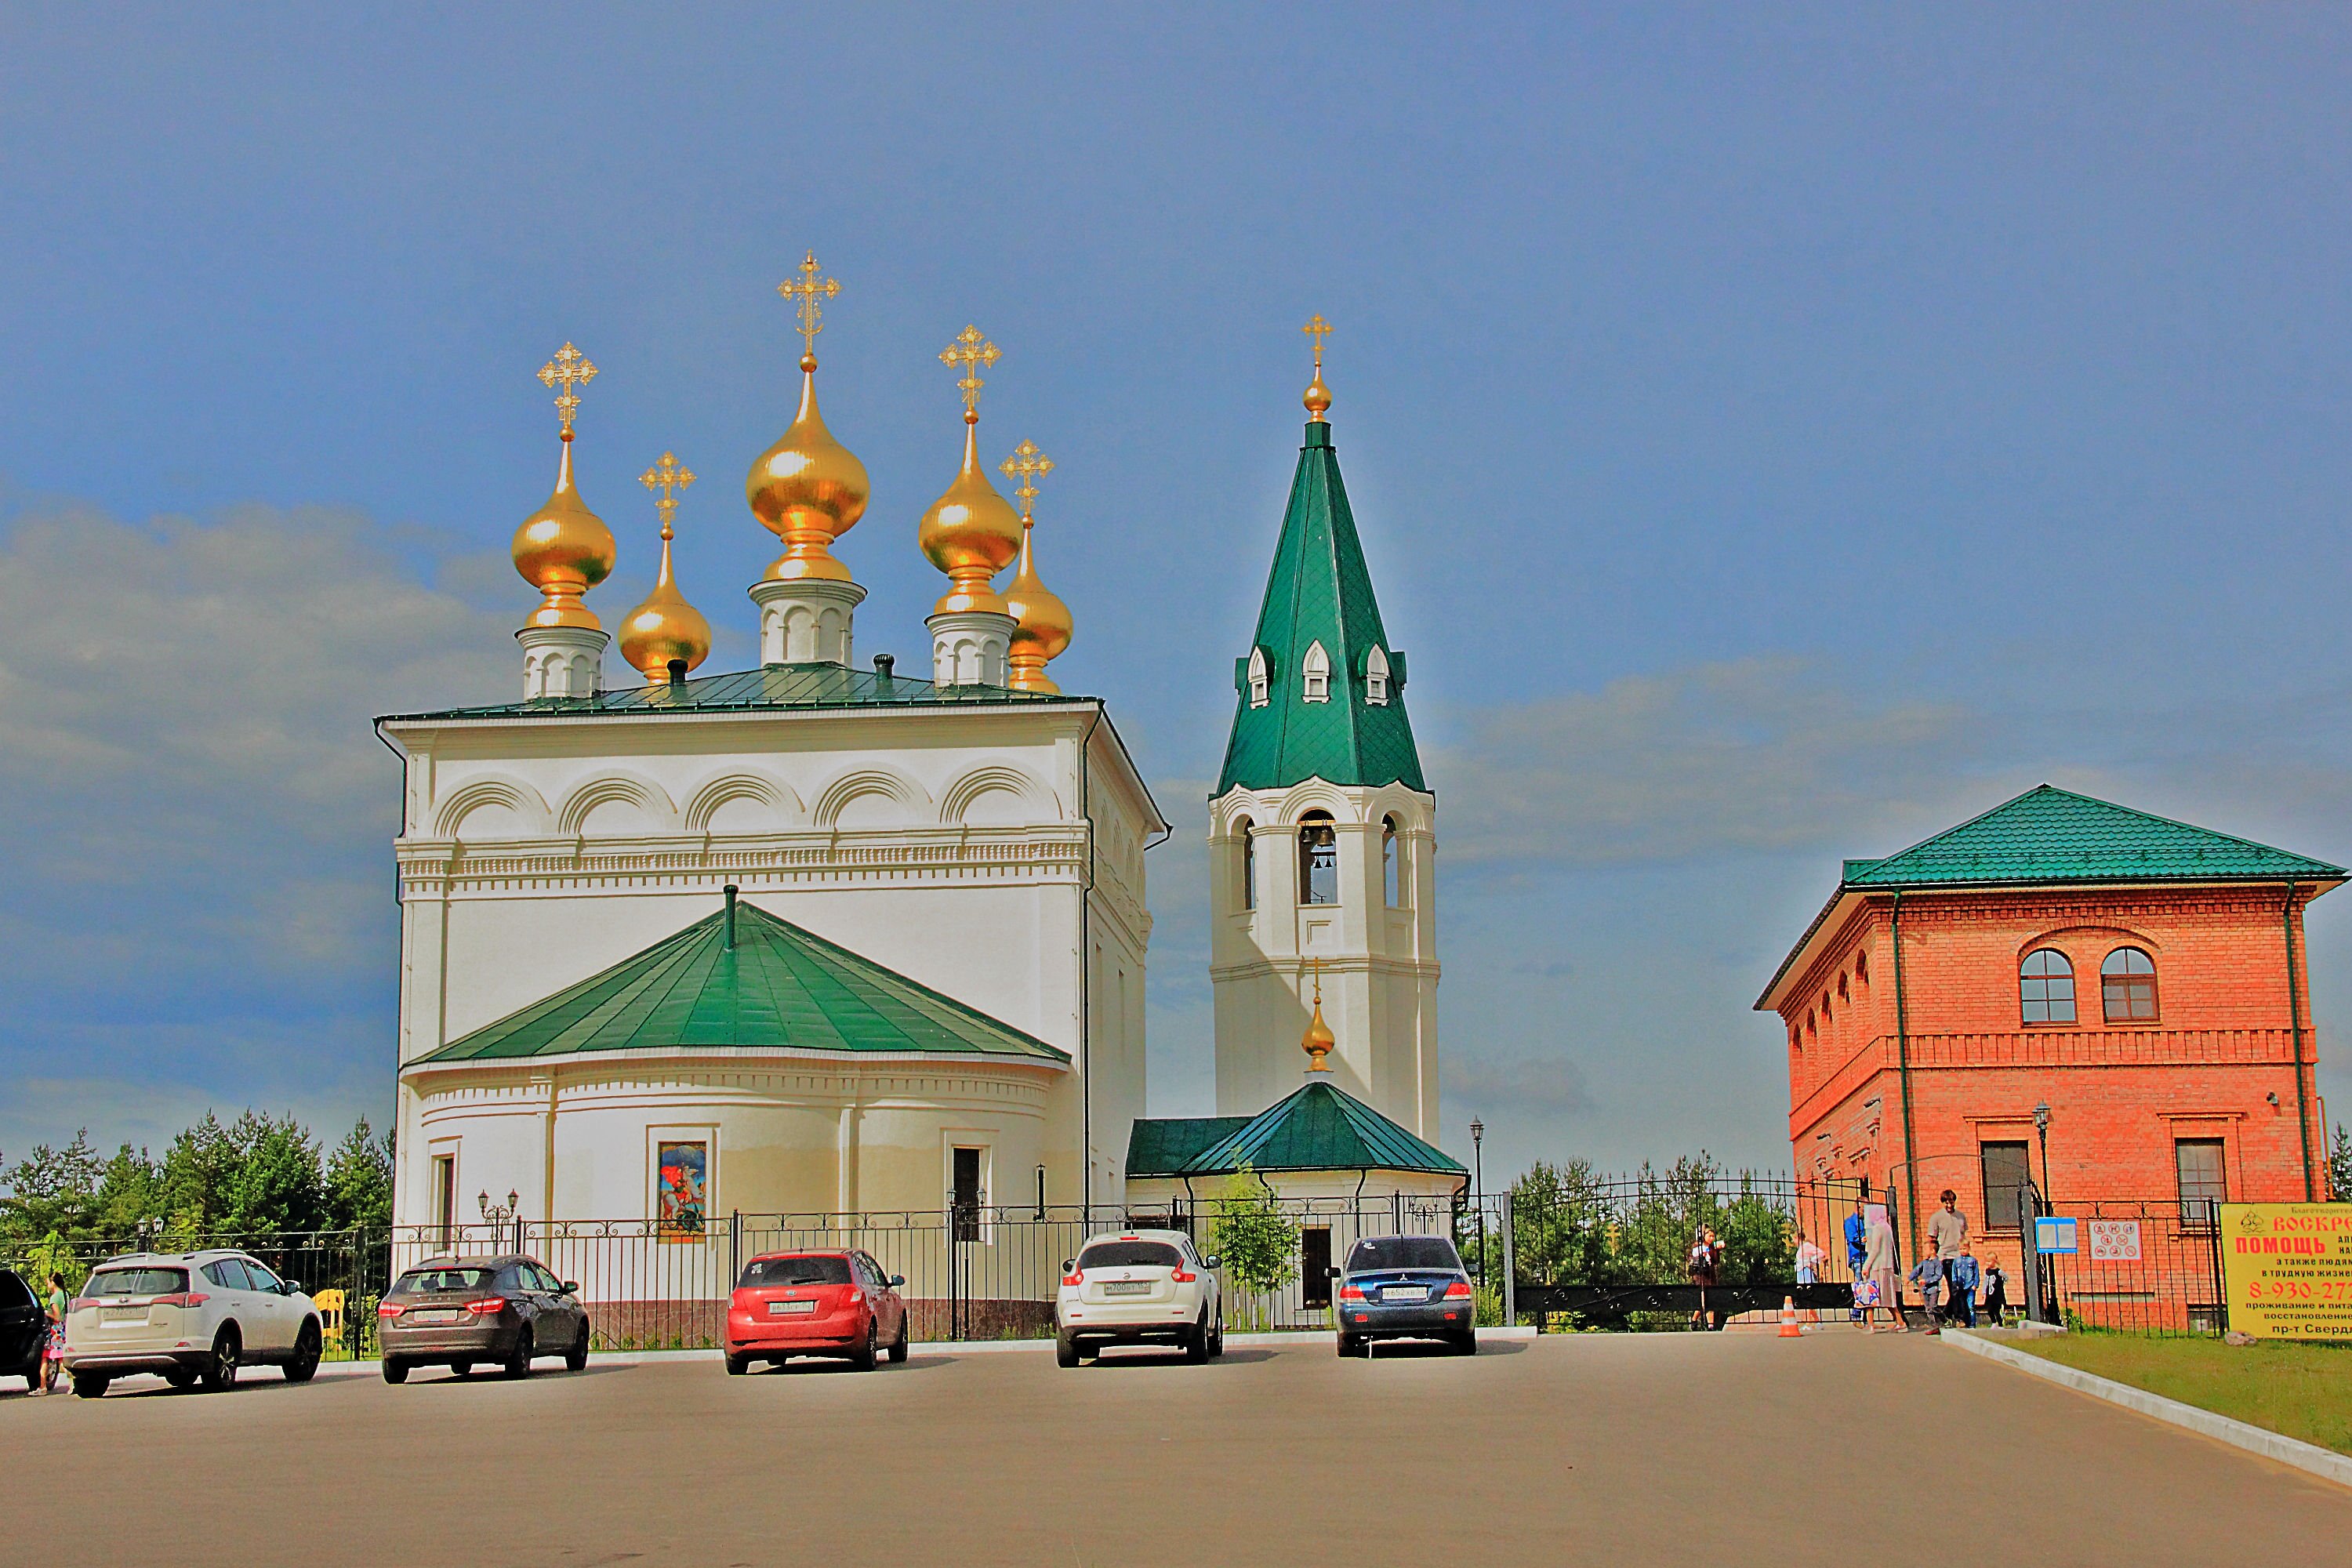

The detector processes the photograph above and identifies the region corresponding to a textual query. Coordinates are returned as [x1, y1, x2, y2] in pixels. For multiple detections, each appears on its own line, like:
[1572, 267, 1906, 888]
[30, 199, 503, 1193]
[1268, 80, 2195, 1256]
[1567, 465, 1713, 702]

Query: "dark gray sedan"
[1330, 1236, 1477, 1356]
[378, 1255, 590, 1382]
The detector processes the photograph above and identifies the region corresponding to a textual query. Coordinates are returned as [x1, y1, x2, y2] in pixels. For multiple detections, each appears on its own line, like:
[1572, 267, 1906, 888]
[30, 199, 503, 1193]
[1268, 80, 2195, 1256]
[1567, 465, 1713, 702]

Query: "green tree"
[0, 1131, 105, 1246]
[220, 1112, 326, 1234]
[2329, 1122, 2352, 1203]
[1208, 1163, 1298, 1327]
[1510, 1157, 1612, 1286]
[323, 1118, 394, 1230]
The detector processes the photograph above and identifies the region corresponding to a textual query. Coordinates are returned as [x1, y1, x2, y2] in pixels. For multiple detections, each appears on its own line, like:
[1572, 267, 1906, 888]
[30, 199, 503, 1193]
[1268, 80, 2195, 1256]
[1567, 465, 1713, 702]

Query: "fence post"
[2205, 1198, 2227, 1334]
[729, 1209, 741, 1294]
[1500, 1197, 1516, 1328]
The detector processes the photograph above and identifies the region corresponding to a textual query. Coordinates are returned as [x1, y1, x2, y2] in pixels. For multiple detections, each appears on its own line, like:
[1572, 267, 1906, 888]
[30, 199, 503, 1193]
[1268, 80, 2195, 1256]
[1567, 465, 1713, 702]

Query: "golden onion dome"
[747, 352, 870, 583]
[617, 525, 711, 683]
[918, 412, 1023, 616]
[1004, 523, 1073, 694]
[1303, 370, 1332, 421]
[512, 433, 617, 630]
[1301, 988, 1336, 1073]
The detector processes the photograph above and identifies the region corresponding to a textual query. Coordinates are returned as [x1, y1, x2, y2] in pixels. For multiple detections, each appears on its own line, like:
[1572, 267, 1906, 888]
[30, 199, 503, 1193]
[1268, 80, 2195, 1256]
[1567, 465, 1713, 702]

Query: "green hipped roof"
[415, 898, 1068, 1065]
[1216, 422, 1426, 795]
[1123, 1116, 1252, 1179]
[379, 662, 1076, 724]
[1127, 1081, 1465, 1180]
[1842, 785, 2346, 890]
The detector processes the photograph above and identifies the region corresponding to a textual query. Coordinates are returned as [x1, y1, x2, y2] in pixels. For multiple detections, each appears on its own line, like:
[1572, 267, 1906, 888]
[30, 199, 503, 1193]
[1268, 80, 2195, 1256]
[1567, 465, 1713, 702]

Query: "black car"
[377, 1254, 590, 1383]
[1330, 1235, 1477, 1356]
[2, 1268, 50, 1391]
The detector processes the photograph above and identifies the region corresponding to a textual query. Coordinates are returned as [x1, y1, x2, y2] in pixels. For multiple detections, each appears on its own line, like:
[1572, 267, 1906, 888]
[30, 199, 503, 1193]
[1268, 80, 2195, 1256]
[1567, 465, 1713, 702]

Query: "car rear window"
[1345, 1238, 1461, 1272]
[1078, 1241, 1184, 1270]
[394, 1267, 498, 1294]
[740, 1255, 852, 1288]
[0, 1270, 34, 1308]
[84, 1268, 190, 1298]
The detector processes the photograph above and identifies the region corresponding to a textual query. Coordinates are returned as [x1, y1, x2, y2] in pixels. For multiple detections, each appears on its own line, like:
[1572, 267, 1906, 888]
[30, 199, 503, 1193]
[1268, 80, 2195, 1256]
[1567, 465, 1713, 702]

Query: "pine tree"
[2329, 1122, 2352, 1204]
[323, 1117, 394, 1230]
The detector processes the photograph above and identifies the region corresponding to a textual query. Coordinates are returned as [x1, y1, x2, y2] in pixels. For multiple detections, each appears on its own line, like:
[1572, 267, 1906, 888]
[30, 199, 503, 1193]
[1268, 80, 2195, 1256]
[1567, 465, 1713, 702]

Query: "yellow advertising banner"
[2218, 1203, 2352, 1340]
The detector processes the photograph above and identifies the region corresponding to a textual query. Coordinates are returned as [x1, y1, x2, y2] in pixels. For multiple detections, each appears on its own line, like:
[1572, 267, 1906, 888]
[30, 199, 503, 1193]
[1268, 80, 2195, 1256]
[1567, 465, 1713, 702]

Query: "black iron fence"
[2036, 1196, 2228, 1336]
[4, 1229, 393, 1359]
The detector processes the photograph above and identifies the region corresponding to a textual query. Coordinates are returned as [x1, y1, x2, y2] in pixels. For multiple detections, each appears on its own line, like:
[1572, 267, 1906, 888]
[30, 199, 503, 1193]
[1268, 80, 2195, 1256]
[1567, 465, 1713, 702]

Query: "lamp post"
[2032, 1102, 2052, 1209]
[1470, 1117, 1486, 1294]
[479, 1189, 519, 1247]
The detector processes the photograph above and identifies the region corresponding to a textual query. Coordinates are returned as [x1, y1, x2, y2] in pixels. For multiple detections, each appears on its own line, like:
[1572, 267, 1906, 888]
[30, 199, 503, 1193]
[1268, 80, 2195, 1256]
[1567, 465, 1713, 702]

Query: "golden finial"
[939, 325, 1000, 423]
[999, 440, 1054, 524]
[777, 251, 840, 370]
[1301, 314, 1334, 422]
[1301, 959, 1335, 1072]
[537, 341, 598, 436]
[619, 449, 712, 684]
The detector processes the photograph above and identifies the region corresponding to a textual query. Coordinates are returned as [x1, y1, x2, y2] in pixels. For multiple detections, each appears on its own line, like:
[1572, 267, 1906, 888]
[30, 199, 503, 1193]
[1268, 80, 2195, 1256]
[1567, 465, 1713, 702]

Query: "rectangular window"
[953, 1147, 985, 1243]
[2175, 1139, 2227, 1227]
[1980, 1142, 2031, 1233]
[430, 1153, 456, 1243]
[1301, 1227, 1333, 1308]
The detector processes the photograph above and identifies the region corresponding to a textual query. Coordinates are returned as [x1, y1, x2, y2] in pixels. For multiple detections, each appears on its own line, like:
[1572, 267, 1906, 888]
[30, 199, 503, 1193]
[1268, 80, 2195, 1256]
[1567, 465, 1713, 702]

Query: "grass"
[2004, 1331, 2352, 1456]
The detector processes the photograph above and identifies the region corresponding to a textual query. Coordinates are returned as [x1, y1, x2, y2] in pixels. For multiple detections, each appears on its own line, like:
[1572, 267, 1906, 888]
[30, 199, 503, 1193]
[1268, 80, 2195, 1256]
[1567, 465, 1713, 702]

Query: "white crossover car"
[1054, 1229, 1222, 1367]
[64, 1250, 324, 1397]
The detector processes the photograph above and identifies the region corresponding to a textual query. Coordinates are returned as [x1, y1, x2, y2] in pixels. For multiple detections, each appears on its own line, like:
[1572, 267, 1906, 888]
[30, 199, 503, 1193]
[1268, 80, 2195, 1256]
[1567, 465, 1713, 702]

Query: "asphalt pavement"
[5, 1331, 2346, 1565]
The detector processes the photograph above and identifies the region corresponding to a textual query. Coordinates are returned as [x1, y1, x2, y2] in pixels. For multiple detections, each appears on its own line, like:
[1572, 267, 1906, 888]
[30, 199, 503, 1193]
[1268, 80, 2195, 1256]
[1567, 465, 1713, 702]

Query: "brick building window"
[2020, 949, 2076, 1024]
[1980, 1142, 2032, 1232]
[2102, 947, 2158, 1022]
[2175, 1138, 2226, 1227]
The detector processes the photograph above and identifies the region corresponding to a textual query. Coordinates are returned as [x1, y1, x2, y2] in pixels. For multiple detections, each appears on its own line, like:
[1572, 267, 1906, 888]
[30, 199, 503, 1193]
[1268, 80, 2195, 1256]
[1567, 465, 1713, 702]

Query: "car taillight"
[1339, 1284, 1367, 1301]
[151, 1293, 209, 1309]
[1443, 1280, 1474, 1299]
[1171, 1267, 1196, 1283]
[377, 1302, 405, 1318]
[466, 1298, 506, 1315]
[1062, 1271, 1083, 1287]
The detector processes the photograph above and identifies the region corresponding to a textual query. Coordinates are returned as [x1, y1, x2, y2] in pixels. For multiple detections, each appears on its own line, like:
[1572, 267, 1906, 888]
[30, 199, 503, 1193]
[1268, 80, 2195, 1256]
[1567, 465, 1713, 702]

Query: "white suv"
[64, 1250, 324, 1397]
[1054, 1229, 1222, 1367]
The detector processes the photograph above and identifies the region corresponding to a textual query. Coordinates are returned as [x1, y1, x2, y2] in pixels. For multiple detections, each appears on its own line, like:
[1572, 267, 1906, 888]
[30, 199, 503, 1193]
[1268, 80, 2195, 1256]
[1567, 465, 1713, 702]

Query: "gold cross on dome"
[939, 325, 1000, 416]
[638, 451, 696, 539]
[777, 251, 840, 356]
[1301, 314, 1333, 373]
[999, 440, 1053, 523]
[537, 341, 597, 434]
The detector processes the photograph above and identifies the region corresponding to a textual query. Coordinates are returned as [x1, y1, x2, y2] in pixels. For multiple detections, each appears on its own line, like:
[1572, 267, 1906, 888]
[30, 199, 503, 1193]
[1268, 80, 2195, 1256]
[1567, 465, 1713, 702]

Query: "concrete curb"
[1944, 1329, 2352, 1490]
[309, 1323, 1538, 1378]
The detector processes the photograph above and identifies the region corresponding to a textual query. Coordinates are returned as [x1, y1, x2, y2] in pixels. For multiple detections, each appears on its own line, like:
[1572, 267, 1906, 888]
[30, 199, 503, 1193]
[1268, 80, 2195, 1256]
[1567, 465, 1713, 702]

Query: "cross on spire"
[638, 451, 696, 539]
[537, 342, 597, 434]
[938, 325, 1000, 419]
[777, 251, 840, 360]
[1302, 314, 1333, 373]
[999, 440, 1054, 524]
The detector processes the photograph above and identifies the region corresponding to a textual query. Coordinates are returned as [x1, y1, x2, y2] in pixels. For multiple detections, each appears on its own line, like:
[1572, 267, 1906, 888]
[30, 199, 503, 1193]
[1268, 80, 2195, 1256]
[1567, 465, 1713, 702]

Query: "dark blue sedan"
[1330, 1235, 1477, 1356]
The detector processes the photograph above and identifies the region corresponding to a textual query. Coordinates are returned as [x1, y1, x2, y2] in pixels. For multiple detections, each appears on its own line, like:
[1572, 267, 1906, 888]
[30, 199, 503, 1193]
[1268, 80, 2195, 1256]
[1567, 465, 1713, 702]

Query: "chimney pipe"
[666, 659, 688, 688]
[873, 652, 895, 684]
[723, 884, 738, 949]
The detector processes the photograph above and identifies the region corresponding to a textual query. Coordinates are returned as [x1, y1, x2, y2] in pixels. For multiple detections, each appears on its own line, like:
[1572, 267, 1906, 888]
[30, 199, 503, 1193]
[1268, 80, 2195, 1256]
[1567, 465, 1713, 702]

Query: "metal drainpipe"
[1891, 891, 1921, 1264]
[2287, 884, 2316, 1202]
[1076, 702, 1105, 1231]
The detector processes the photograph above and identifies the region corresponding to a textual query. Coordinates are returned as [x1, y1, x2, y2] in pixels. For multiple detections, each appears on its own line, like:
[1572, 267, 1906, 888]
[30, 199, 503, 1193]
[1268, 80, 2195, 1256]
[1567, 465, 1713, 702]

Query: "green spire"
[1216, 421, 1425, 795]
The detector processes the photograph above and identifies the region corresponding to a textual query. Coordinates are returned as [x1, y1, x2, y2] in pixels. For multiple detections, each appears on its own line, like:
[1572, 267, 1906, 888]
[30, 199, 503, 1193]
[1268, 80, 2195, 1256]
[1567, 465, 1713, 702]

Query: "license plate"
[1102, 1281, 1152, 1297]
[409, 1309, 463, 1324]
[768, 1300, 817, 1316]
[100, 1306, 149, 1323]
[1381, 1286, 1428, 1301]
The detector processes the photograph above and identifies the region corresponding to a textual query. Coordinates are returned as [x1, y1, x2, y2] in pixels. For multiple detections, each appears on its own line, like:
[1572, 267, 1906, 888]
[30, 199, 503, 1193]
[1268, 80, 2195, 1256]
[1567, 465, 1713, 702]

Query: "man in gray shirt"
[1927, 1190, 1969, 1325]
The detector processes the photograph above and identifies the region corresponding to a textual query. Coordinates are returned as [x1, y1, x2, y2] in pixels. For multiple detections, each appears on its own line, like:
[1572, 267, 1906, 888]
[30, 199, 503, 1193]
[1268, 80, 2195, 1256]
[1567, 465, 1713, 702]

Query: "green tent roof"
[1131, 1081, 1465, 1179]
[1216, 422, 1425, 795]
[1841, 785, 2345, 890]
[1124, 1116, 1253, 1179]
[414, 898, 1068, 1065]
[380, 661, 1078, 724]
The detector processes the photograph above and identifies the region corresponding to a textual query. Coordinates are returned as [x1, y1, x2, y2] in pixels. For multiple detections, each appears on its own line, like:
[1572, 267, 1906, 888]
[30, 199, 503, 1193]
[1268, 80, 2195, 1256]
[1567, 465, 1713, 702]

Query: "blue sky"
[4, 5, 2351, 1180]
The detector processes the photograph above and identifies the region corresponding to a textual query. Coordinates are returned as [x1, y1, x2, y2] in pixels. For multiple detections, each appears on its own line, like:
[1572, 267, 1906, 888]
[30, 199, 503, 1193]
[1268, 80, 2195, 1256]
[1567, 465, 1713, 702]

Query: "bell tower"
[1207, 319, 1439, 1137]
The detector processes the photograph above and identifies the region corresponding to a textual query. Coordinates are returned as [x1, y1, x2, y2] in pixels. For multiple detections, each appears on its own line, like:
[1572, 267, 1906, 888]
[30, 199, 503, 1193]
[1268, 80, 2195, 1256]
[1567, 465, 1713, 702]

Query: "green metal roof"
[1216, 422, 1426, 795]
[1123, 1116, 1252, 1179]
[1135, 1081, 1465, 1179]
[1842, 785, 2345, 889]
[414, 897, 1068, 1065]
[379, 662, 1078, 724]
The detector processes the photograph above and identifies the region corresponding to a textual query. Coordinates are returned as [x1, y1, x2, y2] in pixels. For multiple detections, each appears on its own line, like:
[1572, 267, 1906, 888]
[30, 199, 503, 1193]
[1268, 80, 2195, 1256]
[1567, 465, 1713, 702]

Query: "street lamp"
[1469, 1118, 1486, 1293]
[2032, 1102, 2052, 1209]
[479, 1189, 519, 1227]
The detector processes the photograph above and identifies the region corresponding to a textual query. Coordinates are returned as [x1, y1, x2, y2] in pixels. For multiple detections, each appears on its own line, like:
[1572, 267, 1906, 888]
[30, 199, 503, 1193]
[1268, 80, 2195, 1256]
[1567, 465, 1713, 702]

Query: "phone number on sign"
[2241, 1279, 2352, 1302]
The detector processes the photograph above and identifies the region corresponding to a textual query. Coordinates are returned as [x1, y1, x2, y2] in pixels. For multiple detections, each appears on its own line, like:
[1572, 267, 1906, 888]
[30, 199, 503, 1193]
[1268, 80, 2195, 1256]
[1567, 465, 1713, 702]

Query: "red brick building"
[1759, 786, 2340, 1285]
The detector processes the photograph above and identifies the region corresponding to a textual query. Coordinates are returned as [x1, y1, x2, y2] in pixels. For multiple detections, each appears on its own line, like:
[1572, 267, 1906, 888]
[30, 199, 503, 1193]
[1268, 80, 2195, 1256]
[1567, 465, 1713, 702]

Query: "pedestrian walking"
[1795, 1227, 1828, 1324]
[1927, 1190, 1969, 1323]
[1947, 1248, 1980, 1328]
[1980, 1259, 2009, 1327]
[1861, 1205, 1905, 1333]
[1844, 1200, 1869, 1322]
[38, 1271, 69, 1394]
[1907, 1254, 1944, 1333]
[1686, 1225, 1722, 1330]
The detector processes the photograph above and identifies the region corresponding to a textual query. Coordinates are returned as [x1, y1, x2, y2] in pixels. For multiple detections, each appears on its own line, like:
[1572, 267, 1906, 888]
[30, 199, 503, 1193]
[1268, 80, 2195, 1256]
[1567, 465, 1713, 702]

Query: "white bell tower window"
[1301, 641, 1330, 703]
[1365, 646, 1391, 706]
[1247, 647, 1269, 709]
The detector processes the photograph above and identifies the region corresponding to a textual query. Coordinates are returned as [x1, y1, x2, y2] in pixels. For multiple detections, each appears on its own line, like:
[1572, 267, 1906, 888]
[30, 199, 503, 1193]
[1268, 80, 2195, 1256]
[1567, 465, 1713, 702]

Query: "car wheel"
[71, 1370, 110, 1399]
[165, 1367, 199, 1391]
[887, 1312, 909, 1364]
[382, 1358, 408, 1385]
[202, 1326, 241, 1391]
[564, 1321, 590, 1373]
[1185, 1307, 1210, 1363]
[1209, 1312, 1224, 1359]
[1337, 1333, 1358, 1358]
[452, 1361, 474, 1378]
[284, 1319, 321, 1384]
[850, 1315, 878, 1371]
[724, 1353, 749, 1376]
[1454, 1330, 1479, 1356]
[504, 1325, 534, 1379]
[1055, 1330, 1081, 1368]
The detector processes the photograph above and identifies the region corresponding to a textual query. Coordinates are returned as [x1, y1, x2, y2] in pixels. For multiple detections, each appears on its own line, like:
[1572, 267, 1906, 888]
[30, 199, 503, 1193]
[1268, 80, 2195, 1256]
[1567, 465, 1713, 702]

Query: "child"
[1907, 1254, 1943, 1332]
[1980, 1259, 2009, 1326]
[1947, 1248, 1980, 1328]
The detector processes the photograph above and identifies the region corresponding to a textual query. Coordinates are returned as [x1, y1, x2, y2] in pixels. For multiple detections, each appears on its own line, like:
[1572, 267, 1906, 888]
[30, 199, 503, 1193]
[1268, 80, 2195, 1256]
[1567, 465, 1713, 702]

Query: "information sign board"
[2087, 1219, 2141, 1261]
[2034, 1216, 2078, 1255]
[2219, 1203, 2352, 1341]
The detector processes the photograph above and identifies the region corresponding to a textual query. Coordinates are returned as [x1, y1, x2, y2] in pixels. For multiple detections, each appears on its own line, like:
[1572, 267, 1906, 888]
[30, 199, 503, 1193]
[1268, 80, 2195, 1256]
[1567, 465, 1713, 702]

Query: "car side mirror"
[1203, 1255, 1220, 1270]
[1061, 1259, 1075, 1274]
[562, 1281, 579, 1294]
[1327, 1266, 1342, 1279]
[284, 1280, 303, 1295]
[888, 1274, 906, 1288]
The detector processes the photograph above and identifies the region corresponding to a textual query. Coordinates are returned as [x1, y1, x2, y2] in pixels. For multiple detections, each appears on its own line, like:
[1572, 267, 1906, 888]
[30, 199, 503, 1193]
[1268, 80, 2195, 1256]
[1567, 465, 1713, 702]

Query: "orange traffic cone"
[1780, 1296, 1802, 1338]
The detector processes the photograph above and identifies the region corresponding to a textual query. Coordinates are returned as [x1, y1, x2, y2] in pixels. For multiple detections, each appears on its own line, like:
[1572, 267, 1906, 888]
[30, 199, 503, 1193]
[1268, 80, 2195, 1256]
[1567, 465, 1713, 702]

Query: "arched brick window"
[2020, 949, 2076, 1024]
[2102, 946, 2158, 1022]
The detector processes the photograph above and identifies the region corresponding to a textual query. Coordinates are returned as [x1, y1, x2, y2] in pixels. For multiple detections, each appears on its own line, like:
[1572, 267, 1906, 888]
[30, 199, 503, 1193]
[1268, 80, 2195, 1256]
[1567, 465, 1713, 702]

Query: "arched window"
[1381, 815, 1401, 906]
[1837, 972, 1849, 1003]
[1301, 641, 1330, 703]
[2020, 949, 2076, 1024]
[1298, 811, 1338, 906]
[2102, 947, 2158, 1022]
[1247, 648, 1269, 709]
[1236, 818, 1256, 910]
[1855, 951, 1869, 988]
[1365, 646, 1391, 706]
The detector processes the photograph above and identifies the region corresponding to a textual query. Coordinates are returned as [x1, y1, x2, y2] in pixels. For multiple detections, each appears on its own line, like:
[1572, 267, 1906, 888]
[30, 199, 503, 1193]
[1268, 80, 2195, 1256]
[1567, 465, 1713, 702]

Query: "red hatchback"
[725, 1250, 908, 1374]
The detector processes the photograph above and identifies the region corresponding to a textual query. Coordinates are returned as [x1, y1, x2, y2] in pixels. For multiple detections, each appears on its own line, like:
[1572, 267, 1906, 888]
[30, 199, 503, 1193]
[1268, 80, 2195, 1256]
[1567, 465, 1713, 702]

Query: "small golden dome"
[617, 530, 711, 682]
[919, 413, 1023, 616]
[1303, 369, 1332, 421]
[512, 433, 616, 630]
[1004, 523, 1073, 694]
[747, 353, 869, 583]
[1302, 993, 1336, 1073]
